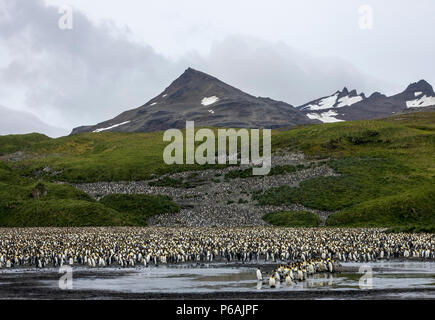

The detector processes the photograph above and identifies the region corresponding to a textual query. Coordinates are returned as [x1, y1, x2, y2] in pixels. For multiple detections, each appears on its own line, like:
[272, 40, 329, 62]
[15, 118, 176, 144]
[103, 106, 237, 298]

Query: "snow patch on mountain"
[302, 92, 365, 111]
[414, 92, 422, 97]
[306, 110, 344, 123]
[93, 121, 131, 133]
[406, 95, 435, 108]
[201, 96, 219, 106]
[336, 95, 364, 108]
[304, 94, 338, 111]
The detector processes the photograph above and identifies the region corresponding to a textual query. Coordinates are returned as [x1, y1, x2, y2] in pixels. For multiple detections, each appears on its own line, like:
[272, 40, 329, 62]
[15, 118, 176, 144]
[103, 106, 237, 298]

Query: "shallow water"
[42, 261, 435, 296]
[1, 261, 434, 298]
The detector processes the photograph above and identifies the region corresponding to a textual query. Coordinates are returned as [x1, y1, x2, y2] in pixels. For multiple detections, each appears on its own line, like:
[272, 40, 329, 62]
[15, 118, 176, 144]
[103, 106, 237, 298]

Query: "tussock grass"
[263, 211, 321, 227]
[100, 194, 179, 225]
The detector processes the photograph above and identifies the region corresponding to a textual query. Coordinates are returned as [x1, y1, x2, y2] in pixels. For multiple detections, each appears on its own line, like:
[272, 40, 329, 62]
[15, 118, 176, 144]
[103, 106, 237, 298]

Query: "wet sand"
[1, 282, 435, 300]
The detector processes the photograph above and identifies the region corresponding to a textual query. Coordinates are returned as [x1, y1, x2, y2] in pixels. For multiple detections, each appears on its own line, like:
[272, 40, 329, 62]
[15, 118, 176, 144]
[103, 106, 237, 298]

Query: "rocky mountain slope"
[71, 68, 318, 134]
[297, 80, 435, 123]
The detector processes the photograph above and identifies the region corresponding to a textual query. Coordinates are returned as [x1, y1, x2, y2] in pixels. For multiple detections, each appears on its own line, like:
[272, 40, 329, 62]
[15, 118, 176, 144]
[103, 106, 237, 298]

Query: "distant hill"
[71, 68, 318, 134]
[0, 105, 66, 138]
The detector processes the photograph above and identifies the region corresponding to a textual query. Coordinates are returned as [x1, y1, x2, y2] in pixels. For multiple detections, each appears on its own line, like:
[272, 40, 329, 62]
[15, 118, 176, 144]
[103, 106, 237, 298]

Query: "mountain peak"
[165, 68, 224, 95]
[72, 68, 316, 134]
[405, 79, 434, 95]
[369, 91, 386, 99]
[298, 86, 365, 116]
[178, 67, 217, 81]
[183, 67, 203, 76]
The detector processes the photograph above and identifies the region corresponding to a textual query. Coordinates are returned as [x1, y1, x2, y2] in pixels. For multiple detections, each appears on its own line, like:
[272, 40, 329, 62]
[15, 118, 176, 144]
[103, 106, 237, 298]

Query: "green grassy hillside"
[0, 131, 222, 183]
[263, 211, 321, 227]
[0, 133, 51, 154]
[0, 111, 434, 228]
[258, 112, 435, 228]
[0, 162, 179, 227]
[100, 194, 180, 225]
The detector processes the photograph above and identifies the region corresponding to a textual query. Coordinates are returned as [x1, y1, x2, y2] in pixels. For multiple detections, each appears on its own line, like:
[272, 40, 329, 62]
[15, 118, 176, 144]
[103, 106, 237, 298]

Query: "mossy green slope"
[0, 176, 126, 227]
[258, 112, 435, 228]
[0, 131, 221, 183]
[0, 199, 125, 227]
[0, 133, 51, 154]
[0, 164, 179, 227]
[100, 194, 180, 225]
[263, 211, 321, 227]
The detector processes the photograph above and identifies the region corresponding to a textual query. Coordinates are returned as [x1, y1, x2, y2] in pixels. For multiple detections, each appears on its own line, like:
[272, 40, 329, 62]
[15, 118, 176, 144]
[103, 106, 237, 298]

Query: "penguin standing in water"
[269, 275, 276, 288]
[297, 268, 304, 281]
[285, 274, 292, 286]
[256, 268, 263, 282]
[274, 269, 281, 283]
[327, 259, 334, 273]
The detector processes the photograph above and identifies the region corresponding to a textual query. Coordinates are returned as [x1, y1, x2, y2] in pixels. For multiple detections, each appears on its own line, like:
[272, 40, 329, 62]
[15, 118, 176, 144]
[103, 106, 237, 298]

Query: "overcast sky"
[1, 0, 434, 136]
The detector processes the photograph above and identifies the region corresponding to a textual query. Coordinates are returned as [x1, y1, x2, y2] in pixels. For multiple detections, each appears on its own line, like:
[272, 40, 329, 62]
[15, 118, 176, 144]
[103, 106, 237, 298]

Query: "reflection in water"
[286, 273, 336, 289]
[257, 281, 262, 290]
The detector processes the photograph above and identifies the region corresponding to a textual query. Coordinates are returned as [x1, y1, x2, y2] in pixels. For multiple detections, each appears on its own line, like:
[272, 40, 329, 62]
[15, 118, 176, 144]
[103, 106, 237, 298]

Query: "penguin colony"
[257, 258, 340, 288]
[0, 227, 433, 269]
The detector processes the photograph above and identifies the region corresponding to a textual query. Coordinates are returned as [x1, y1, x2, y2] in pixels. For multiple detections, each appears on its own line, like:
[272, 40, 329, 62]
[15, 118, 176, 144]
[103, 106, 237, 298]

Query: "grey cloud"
[0, 0, 185, 128]
[0, 105, 66, 137]
[0, 0, 393, 135]
[187, 35, 390, 105]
